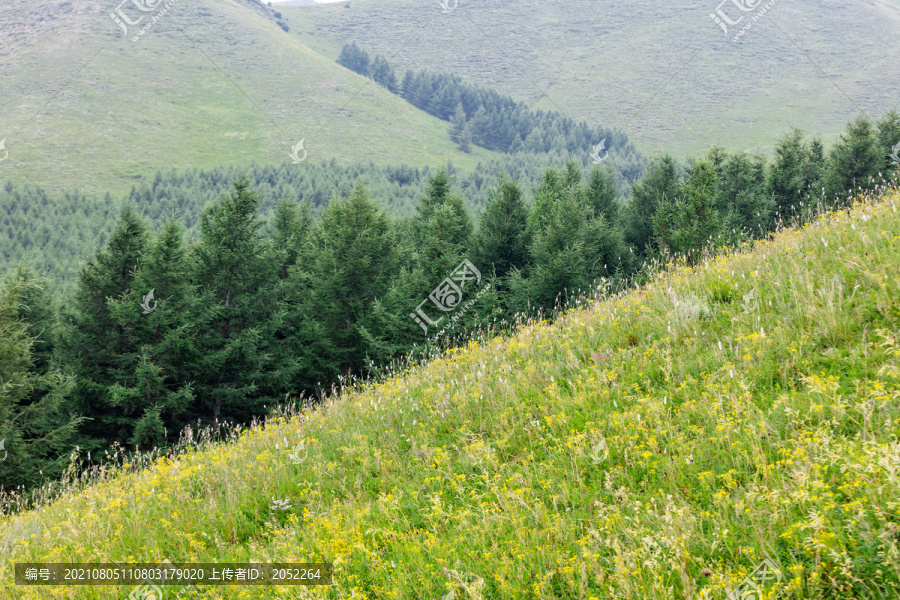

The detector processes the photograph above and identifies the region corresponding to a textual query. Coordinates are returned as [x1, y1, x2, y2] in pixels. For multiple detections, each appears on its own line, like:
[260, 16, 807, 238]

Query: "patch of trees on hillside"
[1, 111, 898, 492]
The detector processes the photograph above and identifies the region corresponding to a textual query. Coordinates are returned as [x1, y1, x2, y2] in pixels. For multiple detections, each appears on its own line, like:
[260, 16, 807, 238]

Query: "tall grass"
[2, 186, 899, 599]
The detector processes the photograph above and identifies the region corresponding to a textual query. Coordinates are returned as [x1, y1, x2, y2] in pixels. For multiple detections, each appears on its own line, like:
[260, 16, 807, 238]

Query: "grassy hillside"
[0, 0, 500, 196]
[2, 187, 899, 599]
[287, 0, 900, 160]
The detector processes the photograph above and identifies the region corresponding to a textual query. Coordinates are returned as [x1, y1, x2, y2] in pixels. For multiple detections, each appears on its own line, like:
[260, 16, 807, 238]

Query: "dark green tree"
[653, 160, 721, 265]
[191, 179, 276, 422]
[623, 155, 680, 258]
[876, 109, 900, 174]
[769, 128, 806, 220]
[305, 184, 399, 379]
[58, 205, 150, 451]
[449, 103, 471, 153]
[0, 267, 83, 490]
[825, 114, 881, 201]
[106, 220, 197, 449]
[472, 175, 530, 280]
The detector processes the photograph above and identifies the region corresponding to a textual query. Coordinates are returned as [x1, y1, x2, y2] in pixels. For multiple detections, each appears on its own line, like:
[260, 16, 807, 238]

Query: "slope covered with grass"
[288, 0, 900, 159]
[0, 0, 498, 196]
[2, 189, 900, 599]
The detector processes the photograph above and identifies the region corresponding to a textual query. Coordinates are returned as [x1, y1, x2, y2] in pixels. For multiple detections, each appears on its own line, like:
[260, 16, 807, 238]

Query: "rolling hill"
[2, 186, 898, 598]
[287, 0, 900, 159]
[0, 0, 502, 197]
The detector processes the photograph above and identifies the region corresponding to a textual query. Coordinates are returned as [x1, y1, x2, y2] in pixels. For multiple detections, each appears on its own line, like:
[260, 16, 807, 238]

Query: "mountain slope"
[288, 0, 900, 160]
[0, 0, 501, 196]
[2, 188, 899, 598]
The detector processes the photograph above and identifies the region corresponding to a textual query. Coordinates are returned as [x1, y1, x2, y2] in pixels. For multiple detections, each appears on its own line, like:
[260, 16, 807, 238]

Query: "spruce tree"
[825, 114, 881, 202]
[472, 175, 530, 280]
[623, 155, 680, 258]
[449, 103, 471, 153]
[0, 267, 83, 489]
[306, 184, 398, 380]
[106, 220, 197, 449]
[191, 179, 275, 422]
[582, 165, 620, 227]
[58, 205, 149, 451]
[769, 128, 806, 221]
[876, 109, 900, 174]
[653, 160, 721, 265]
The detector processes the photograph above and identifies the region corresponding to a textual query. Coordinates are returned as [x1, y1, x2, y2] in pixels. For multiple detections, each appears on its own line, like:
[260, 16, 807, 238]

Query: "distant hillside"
[287, 0, 900, 159]
[0, 0, 501, 196]
[2, 186, 898, 598]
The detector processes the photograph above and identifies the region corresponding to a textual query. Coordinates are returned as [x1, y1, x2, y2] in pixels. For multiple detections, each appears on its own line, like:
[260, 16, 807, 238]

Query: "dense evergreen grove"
[1, 111, 898, 492]
[0, 154, 636, 293]
[337, 42, 644, 181]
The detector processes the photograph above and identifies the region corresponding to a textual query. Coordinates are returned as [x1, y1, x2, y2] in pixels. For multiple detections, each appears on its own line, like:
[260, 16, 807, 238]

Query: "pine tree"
[306, 184, 399, 379]
[269, 197, 313, 280]
[411, 171, 473, 279]
[106, 220, 197, 449]
[716, 152, 774, 238]
[802, 138, 827, 206]
[582, 165, 620, 226]
[449, 103, 471, 153]
[472, 175, 530, 280]
[876, 109, 900, 174]
[191, 179, 275, 422]
[769, 128, 806, 220]
[0, 267, 83, 489]
[653, 159, 721, 265]
[825, 114, 881, 202]
[336, 42, 370, 75]
[370, 55, 398, 93]
[58, 205, 149, 451]
[623, 155, 680, 258]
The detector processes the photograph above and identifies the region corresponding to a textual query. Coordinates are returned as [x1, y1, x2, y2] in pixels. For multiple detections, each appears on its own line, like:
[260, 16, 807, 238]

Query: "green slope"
[0, 0, 500, 196]
[2, 188, 899, 598]
[286, 0, 900, 160]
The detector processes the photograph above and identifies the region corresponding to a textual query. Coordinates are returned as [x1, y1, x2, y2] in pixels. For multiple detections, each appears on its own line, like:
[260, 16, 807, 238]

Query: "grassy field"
[286, 0, 900, 160]
[2, 183, 899, 597]
[0, 0, 500, 197]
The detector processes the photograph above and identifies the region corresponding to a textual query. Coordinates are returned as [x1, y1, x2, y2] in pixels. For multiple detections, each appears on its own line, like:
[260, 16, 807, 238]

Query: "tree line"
[1, 111, 898, 492]
[336, 42, 644, 181]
